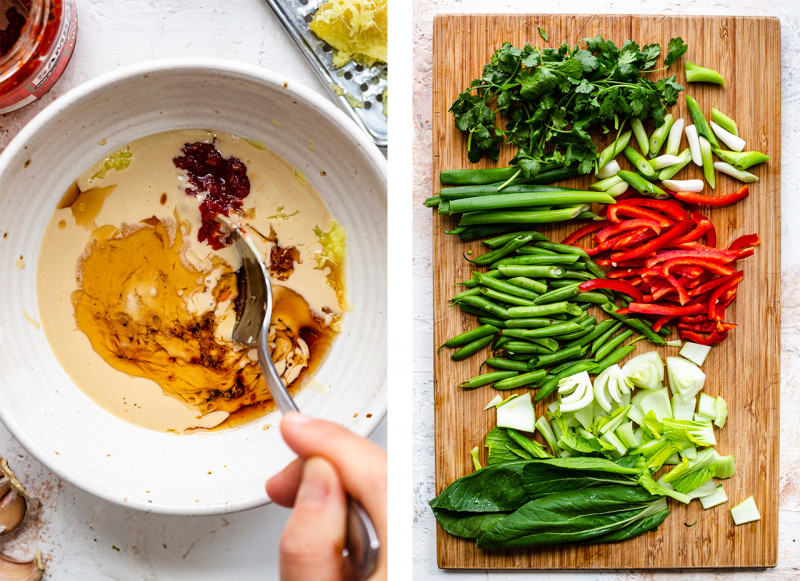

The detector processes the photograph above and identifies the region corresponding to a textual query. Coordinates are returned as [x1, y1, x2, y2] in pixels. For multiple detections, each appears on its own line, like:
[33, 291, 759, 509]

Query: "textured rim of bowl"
[0, 58, 387, 514]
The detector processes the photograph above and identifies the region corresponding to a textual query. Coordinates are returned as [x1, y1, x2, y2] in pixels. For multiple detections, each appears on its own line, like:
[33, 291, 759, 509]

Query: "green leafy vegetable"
[538, 27, 549, 42]
[664, 37, 688, 67]
[91, 147, 132, 180]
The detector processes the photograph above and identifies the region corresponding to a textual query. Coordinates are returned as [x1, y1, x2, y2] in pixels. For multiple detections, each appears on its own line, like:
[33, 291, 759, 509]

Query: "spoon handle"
[346, 496, 380, 580]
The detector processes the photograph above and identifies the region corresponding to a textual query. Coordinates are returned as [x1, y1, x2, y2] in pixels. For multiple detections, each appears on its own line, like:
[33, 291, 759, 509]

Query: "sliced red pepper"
[616, 198, 690, 221]
[593, 219, 662, 243]
[651, 315, 674, 333]
[687, 271, 743, 299]
[644, 248, 737, 267]
[680, 329, 729, 345]
[671, 265, 705, 279]
[708, 271, 744, 320]
[561, 220, 610, 246]
[728, 233, 760, 251]
[606, 204, 674, 227]
[578, 279, 645, 302]
[626, 301, 706, 317]
[672, 185, 749, 206]
[662, 257, 735, 279]
[610, 219, 694, 262]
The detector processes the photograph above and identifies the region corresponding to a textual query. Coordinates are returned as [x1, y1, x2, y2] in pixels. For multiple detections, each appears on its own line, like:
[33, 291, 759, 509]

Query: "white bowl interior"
[0, 59, 387, 514]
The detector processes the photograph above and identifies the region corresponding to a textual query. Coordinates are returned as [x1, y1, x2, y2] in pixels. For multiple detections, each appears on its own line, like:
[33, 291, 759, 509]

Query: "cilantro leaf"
[664, 37, 688, 67]
[538, 27, 549, 42]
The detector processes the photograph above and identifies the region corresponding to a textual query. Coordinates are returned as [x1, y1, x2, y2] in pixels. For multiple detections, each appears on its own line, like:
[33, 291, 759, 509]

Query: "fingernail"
[282, 411, 311, 427]
[296, 458, 330, 506]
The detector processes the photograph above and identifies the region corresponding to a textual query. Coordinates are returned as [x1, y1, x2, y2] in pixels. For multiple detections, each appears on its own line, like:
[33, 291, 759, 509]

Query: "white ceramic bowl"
[0, 59, 387, 514]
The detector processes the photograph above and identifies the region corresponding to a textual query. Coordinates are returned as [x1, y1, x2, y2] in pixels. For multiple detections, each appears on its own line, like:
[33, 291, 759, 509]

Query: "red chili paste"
[0, 5, 26, 57]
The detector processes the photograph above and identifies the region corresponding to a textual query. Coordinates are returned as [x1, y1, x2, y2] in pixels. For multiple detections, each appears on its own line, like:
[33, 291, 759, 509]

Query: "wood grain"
[431, 14, 780, 569]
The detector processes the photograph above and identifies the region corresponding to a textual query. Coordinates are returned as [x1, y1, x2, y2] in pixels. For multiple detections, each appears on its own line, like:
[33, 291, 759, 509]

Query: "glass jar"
[0, 0, 78, 114]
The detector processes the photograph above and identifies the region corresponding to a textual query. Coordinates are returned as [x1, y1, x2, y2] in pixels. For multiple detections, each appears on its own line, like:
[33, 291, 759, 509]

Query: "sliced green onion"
[617, 170, 668, 198]
[648, 154, 683, 170]
[665, 117, 685, 156]
[623, 146, 656, 178]
[709, 121, 745, 152]
[606, 181, 630, 197]
[685, 95, 720, 149]
[658, 148, 693, 181]
[713, 161, 758, 183]
[590, 175, 624, 192]
[685, 62, 726, 85]
[648, 114, 674, 158]
[685, 124, 702, 166]
[662, 178, 704, 192]
[631, 118, 650, 157]
[711, 108, 738, 136]
[713, 149, 770, 170]
[597, 129, 632, 169]
[595, 159, 621, 180]
[699, 135, 715, 189]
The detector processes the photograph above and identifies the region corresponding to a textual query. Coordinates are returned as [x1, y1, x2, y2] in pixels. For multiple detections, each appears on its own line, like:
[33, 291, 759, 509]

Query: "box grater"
[265, 0, 388, 149]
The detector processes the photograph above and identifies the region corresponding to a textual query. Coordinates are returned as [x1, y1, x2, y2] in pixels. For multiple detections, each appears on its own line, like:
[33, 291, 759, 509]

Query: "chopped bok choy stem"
[622, 351, 664, 390]
[667, 356, 706, 399]
[496, 392, 535, 432]
[557, 371, 594, 412]
[700, 485, 728, 509]
[730, 496, 760, 525]
[680, 341, 711, 366]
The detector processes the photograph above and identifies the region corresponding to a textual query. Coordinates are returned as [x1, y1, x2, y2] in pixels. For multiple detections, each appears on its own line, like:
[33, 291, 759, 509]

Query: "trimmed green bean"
[599, 302, 666, 345]
[454, 224, 522, 242]
[456, 295, 510, 319]
[442, 324, 500, 349]
[505, 276, 548, 294]
[449, 287, 481, 302]
[561, 270, 595, 281]
[460, 370, 519, 389]
[467, 233, 536, 266]
[481, 230, 547, 249]
[504, 317, 562, 329]
[477, 317, 506, 328]
[594, 329, 634, 362]
[502, 341, 552, 355]
[484, 358, 531, 372]
[531, 344, 589, 369]
[459, 269, 501, 288]
[497, 264, 565, 279]
[516, 246, 559, 256]
[577, 257, 606, 279]
[507, 301, 582, 318]
[563, 319, 617, 349]
[490, 254, 579, 269]
[492, 369, 547, 390]
[479, 288, 537, 307]
[591, 320, 624, 355]
[473, 272, 540, 301]
[451, 334, 494, 361]
[532, 283, 581, 304]
[501, 322, 584, 338]
[534, 241, 589, 258]
[573, 291, 609, 304]
[457, 304, 490, 318]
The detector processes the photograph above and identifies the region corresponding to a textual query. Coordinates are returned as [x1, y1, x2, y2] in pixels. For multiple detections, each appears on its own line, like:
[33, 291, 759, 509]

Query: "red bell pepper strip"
[644, 248, 737, 267]
[688, 271, 743, 299]
[606, 204, 673, 227]
[672, 185, 749, 206]
[616, 198, 690, 221]
[594, 219, 662, 243]
[662, 257, 735, 279]
[708, 271, 744, 320]
[680, 329, 729, 345]
[626, 302, 706, 317]
[561, 220, 610, 246]
[578, 279, 645, 302]
[728, 233, 760, 251]
[651, 316, 674, 333]
[610, 219, 694, 262]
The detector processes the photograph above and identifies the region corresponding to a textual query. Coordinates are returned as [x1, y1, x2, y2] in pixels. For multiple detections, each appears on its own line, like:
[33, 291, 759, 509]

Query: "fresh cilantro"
[538, 27, 549, 42]
[449, 36, 687, 173]
[665, 37, 689, 67]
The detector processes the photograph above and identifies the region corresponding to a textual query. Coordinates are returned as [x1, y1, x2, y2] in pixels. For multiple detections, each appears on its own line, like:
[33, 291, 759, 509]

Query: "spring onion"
[665, 117, 685, 156]
[648, 154, 684, 170]
[662, 178, 704, 193]
[658, 148, 693, 181]
[712, 149, 770, 170]
[597, 130, 632, 169]
[730, 496, 761, 525]
[685, 125, 702, 166]
[699, 135, 715, 188]
[607, 181, 629, 197]
[709, 121, 745, 152]
[711, 108, 738, 136]
[666, 356, 705, 399]
[623, 146, 656, 178]
[713, 161, 758, 183]
[685, 95, 720, 149]
[590, 175, 624, 192]
[631, 118, 650, 156]
[622, 351, 664, 390]
[685, 62, 726, 85]
[648, 114, 674, 158]
[595, 159, 621, 180]
[616, 170, 668, 198]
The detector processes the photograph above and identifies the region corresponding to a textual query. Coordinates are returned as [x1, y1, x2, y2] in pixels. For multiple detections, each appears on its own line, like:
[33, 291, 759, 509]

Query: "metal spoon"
[219, 216, 380, 580]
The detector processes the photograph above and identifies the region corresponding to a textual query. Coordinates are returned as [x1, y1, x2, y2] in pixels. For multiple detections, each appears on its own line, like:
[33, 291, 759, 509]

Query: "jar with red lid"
[0, 0, 78, 114]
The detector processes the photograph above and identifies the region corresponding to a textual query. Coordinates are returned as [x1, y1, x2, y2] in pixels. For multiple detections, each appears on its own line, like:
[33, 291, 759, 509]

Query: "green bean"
[437, 200, 451, 214]
[531, 344, 589, 369]
[467, 233, 536, 266]
[502, 341, 553, 355]
[492, 369, 547, 390]
[599, 302, 666, 345]
[616, 170, 668, 199]
[594, 329, 634, 362]
[549, 360, 582, 376]
[573, 291, 608, 304]
[460, 370, 519, 389]
[548, 279, 580, 289]
[534, 241, 590, 258]
[457, 304, 489, 318]
[451, 334, 494, 361]
[623, 146, 656, 178]
[593, 344, 637, 374]
[504, 317, 562, 329]
[484, 358, 531, 372]
[425, 195, 441, 207]
[473, 272, 540, 301]
[459, 269, 501, 288]
[492, 336, 512, 350]
[577, 257, 606, 279]
[501, 322, 585, 339]
[534, 359, 599, 402]
[481, 230, 547, 249]
[479, 288, 537, 307]
[456, 295, 509, 319]
[442, 324, 500, 349]
[597, 130, 632, 169]
[477, 317, 506, 328]
[561, 270, 595, 281]
[449, 287, 481, 302]
[458, 205, 586, 227]
[453, 224, 523, 242]
[505, 276, 548, 294]
[590, 320, 624, 355]
[446, 191, 614, 215]
[516, 246, 559, 256]
[507, 301, 582, 318]
[490, 254, 579, 268]
[497, 264, 565, 279]
[532, 283, 581, 304]
[563, 319, 617, 349]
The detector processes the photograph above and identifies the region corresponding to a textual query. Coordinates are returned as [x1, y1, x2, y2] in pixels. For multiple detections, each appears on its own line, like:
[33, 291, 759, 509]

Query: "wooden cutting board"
[431, 14, 780, 569]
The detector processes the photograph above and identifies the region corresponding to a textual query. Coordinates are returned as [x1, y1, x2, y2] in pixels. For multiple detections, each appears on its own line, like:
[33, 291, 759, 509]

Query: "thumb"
[279, 457, 347, 581]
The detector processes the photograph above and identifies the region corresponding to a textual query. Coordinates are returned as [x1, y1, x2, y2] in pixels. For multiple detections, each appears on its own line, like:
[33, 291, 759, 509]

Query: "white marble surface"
[0, 1, 386, 579]
[411, 0, 799, 579]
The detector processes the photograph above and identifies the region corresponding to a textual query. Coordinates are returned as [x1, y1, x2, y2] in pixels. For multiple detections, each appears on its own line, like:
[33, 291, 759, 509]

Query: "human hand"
[266, 412, 387, 581]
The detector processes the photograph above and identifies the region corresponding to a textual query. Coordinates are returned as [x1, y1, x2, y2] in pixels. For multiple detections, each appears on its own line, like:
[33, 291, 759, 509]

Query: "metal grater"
[265, 0, 388, 149]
